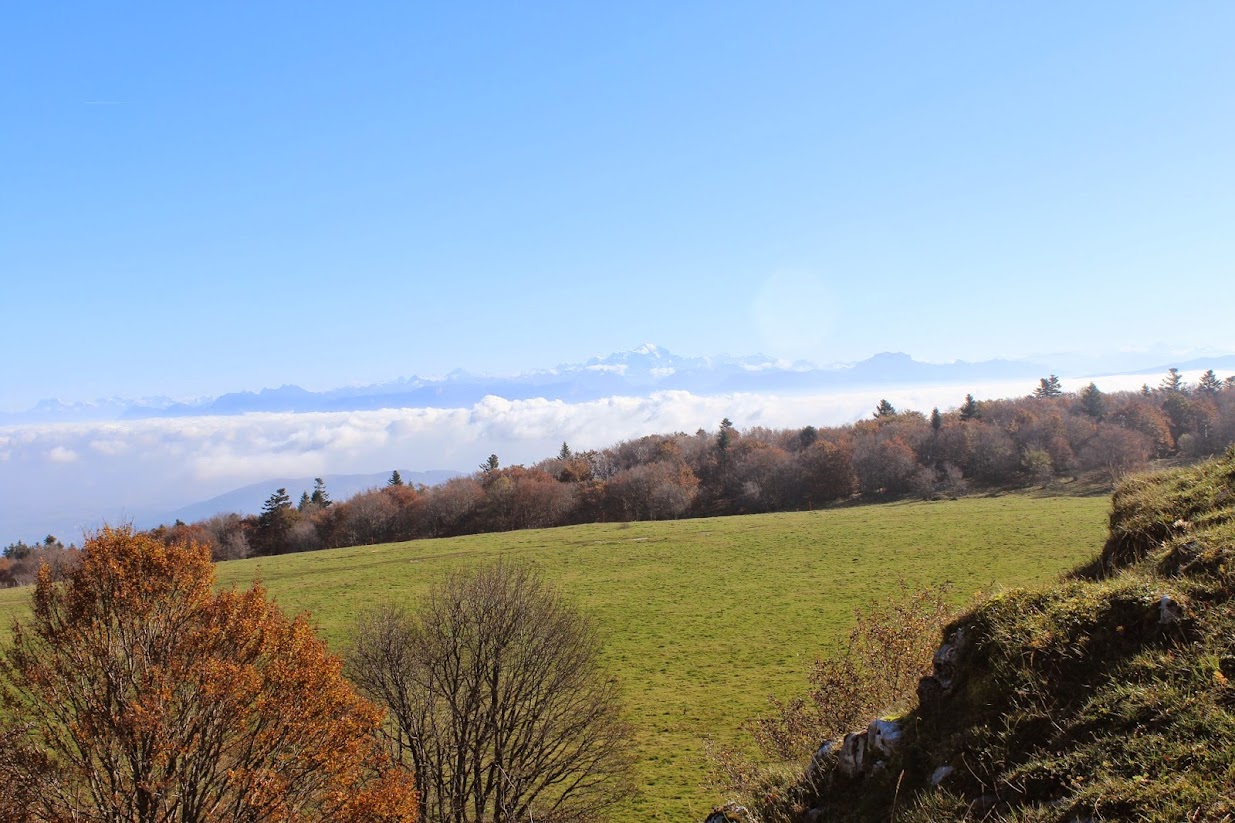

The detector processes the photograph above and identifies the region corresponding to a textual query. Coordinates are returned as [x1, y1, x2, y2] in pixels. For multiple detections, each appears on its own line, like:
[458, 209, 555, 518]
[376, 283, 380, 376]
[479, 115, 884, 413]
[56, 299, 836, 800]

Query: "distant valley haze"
[3, 343, 1233, 544]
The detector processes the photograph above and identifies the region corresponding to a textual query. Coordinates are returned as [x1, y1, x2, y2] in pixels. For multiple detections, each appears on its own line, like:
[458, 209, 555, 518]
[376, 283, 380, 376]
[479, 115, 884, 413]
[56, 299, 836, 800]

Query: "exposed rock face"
[917, 626, 967, 708]
[827, 716, 907, 782]
[867, 718, 903, 758]
[836, 729, 869, 779]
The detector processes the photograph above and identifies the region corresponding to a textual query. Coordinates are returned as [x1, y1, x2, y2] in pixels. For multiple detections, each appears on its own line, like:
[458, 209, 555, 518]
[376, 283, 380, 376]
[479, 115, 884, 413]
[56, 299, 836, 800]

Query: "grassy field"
[0, 494, 1110, 820]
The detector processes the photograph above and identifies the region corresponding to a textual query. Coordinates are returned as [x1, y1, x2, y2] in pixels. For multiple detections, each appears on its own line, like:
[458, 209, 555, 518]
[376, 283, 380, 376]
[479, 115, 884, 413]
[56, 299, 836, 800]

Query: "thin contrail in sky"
[84, 101, 130, 106]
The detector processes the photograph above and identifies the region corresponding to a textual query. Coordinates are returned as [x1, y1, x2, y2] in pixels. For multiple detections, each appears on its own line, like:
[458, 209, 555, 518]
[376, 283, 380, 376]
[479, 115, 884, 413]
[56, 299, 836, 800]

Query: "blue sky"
[3, 2, 1233, 410]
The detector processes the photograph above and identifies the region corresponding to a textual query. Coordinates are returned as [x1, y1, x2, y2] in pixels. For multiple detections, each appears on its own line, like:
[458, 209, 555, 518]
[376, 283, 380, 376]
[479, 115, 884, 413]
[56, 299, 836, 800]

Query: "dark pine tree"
[1197, 369, 1222, 395]
[1033, 374, 1063, 398]
[959, 394, 981, 421]
[1161, 367, 1185, 393]
[797, 425, 818, 450]
[310, 477, 331, 507]
[1079, 382, 1106, 420]
[257, 488, 296, 555]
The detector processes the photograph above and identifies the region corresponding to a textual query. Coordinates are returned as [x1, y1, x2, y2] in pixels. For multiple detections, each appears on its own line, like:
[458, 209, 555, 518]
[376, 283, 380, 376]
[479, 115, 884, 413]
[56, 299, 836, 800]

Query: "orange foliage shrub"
[0, 527, 417, 822]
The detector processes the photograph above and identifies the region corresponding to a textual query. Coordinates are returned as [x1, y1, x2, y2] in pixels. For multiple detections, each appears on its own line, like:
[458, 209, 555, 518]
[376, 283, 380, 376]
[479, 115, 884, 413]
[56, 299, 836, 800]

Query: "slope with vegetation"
[716, 447, 1235, 822]
[2, 495, 1110, 819]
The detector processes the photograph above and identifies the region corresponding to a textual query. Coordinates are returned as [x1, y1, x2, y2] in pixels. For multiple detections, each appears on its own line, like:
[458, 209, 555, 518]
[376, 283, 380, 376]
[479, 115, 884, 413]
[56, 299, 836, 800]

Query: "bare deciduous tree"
[346, 562, 634, 823]
[605, 460, 698, 521]
[1081, 424, 1152, 482]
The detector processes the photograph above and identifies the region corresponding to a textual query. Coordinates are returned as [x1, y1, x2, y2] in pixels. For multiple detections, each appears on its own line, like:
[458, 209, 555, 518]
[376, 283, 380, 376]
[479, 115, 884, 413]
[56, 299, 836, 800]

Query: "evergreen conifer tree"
[1033, 374, 1063, 398]
[1161, 367, 1185, 393]
[1197, 369, 1222, 395]
[261, 488, 292, 516]
[1079, 382, 1106, 419]
[960, 394, 980, 420]
[717, 418, 735, 449]
[257, 488, 295, 554]
[798, 425, 818, 449]
[310, 477, 331, 507]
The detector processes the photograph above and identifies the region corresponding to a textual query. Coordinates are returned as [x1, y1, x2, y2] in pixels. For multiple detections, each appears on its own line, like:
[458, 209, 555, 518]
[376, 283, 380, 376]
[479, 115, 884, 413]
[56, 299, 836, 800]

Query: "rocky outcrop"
[916, 626, 966, 710]
[815, 716, 907, 783]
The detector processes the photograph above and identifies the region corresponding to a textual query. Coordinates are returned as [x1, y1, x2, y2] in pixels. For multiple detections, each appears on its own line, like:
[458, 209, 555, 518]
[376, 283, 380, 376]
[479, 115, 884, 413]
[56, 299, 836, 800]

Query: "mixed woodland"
[5, 369, 1235, 582]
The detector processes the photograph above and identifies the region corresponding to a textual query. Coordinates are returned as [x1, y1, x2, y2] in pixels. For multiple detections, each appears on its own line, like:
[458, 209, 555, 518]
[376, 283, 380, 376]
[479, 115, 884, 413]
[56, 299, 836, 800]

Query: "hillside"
[163, 469, 460, 524]
[0, 495, 1106, 820]
[742, 447, 1235, 822]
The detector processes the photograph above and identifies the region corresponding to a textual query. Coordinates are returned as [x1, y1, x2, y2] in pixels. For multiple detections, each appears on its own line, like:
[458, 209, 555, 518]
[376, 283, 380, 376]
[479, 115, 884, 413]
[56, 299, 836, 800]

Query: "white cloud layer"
[0, 371, 1202, 542]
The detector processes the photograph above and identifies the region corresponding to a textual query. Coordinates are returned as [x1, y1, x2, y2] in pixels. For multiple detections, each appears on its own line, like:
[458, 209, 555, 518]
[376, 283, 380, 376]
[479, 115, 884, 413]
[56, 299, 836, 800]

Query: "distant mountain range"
[8, 345, 1234, 427]
[1113, 354, 1235, 376]
[5, 346, 1059, 424]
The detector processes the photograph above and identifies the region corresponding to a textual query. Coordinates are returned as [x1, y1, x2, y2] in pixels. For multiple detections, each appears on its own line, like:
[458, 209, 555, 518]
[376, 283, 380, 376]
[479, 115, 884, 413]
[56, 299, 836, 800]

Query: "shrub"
[710, 583, 953, 820]
[0, 527, 417, 822]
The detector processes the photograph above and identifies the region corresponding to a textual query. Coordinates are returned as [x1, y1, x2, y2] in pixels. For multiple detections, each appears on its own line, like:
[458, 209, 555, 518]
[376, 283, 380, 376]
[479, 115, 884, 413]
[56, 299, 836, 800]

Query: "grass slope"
[0, 495, 1108, 820]
[784, 451, 1235, 822]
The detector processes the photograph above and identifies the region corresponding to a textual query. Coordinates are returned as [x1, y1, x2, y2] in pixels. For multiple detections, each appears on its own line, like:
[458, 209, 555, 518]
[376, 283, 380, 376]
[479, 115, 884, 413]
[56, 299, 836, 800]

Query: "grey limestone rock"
[867, 718, 904, 758]
[837, 730, 869, 779]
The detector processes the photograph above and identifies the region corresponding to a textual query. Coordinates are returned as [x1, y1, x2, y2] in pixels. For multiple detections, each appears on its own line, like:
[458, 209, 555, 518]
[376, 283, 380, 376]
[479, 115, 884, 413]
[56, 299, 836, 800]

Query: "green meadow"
[0, 494, 1110, 820]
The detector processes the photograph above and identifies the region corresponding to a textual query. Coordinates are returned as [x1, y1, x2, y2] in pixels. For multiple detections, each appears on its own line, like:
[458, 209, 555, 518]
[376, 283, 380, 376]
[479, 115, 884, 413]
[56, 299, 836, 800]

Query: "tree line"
[138, 369, 1231, 561]
[5, 369, 1234, 575]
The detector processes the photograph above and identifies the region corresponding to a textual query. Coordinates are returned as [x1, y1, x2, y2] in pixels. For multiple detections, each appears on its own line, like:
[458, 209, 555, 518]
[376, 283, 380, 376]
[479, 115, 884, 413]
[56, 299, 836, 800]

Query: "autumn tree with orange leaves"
[0, 526, 418, 823]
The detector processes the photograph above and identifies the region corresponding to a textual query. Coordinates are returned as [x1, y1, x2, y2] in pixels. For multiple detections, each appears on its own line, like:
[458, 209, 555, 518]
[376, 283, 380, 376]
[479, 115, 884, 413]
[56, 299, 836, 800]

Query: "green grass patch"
[0, 495, 1108, 820]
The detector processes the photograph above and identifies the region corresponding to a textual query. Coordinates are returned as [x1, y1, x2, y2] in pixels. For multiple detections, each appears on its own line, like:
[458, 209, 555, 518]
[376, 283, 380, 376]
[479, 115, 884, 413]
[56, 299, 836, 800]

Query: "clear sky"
[3, 2, 1233, 410]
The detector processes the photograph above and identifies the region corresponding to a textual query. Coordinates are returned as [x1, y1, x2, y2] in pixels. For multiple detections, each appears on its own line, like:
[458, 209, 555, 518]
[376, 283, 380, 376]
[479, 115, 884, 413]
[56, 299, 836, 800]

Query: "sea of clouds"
[0, 373, 1177, 543]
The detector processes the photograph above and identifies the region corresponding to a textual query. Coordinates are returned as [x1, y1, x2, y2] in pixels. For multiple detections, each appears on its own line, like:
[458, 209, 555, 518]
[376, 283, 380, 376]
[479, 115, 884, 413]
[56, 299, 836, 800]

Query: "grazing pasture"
[0, 494, 1109, 819]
